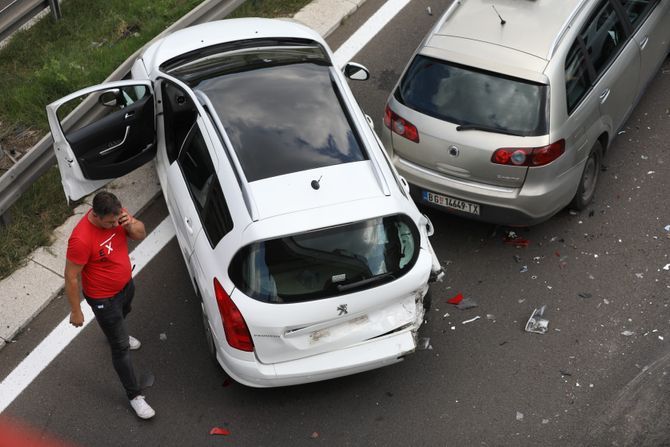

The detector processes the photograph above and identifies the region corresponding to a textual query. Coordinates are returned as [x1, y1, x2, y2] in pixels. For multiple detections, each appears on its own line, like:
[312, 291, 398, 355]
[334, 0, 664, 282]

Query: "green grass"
[0, 0, 313, 279]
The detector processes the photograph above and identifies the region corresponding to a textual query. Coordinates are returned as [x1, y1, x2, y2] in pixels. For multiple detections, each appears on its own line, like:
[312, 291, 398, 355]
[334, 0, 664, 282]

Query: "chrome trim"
[432, 0, 464, 36]
[548, 0, 589, 59]
[99, 126, 130, 156]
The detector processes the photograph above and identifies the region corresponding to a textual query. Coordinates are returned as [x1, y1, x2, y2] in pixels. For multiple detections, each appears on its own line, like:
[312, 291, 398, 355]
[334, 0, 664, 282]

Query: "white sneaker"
[130, 395, 155, 419]
[129, 335, 141, 351]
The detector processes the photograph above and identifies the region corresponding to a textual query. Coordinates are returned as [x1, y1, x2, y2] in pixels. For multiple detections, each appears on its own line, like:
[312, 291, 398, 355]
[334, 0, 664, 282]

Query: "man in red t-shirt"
[65, 191, 155, 419]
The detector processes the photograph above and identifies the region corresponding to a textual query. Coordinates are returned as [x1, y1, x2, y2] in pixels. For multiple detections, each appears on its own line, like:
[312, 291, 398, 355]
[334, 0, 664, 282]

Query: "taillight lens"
[491, 139, 565, 167]
[214, 278, 253, 352]
[384, 105, 420, 143]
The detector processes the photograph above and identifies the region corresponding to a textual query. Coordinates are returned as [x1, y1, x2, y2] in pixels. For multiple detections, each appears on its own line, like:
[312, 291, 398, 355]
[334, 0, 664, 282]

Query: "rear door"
[46, 80, 156, 201]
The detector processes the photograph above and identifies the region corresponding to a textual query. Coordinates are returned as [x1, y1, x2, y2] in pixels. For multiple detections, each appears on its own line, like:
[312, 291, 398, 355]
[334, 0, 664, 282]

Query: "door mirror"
[99, 89, 122, 107]
[344, 62, 370, 81]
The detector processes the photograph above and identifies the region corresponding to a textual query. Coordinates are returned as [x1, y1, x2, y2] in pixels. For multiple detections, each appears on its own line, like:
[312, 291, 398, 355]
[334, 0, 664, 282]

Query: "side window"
[580, 1, 627, 76]
[178, 123, 234, 247]
[618, 0, 655, 29]
[565, 41, 591, 114]
[161, 80, 197, 164]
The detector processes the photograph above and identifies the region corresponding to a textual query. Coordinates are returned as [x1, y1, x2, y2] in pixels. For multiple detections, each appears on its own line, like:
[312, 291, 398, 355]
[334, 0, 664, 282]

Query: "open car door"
[46, 80, 156, 201]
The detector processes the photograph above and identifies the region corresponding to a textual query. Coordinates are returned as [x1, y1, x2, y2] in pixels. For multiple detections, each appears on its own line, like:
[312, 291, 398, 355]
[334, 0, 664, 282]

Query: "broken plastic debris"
[621, 330, 634, 336]
[426, 6, 432, 15]
[159, 333, 167, 341]
[462, 316, 481, 324]
[486, 314, 496, 320]
[525, 305, 549, 334]
[310, 432, 320, 439]
[418, 337, 431, 350]
[635, 273, 644, 279]
[456, 298, 478, 310]
[664, 225, 670, 232]
[578, 292, 592, 299]
[520, 265, 528, 273]
[447, 293, 464, 304]
[516, 412, 524, 421]
[209, 427, 230, 436]
[663, 264, 670, 271]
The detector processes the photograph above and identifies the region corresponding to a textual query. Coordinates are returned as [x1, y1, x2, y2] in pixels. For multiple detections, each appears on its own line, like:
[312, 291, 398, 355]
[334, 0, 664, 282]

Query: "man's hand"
[70, 309, 84, 327]
[119, 209, 146, 240]
[118, 210, 132, 227]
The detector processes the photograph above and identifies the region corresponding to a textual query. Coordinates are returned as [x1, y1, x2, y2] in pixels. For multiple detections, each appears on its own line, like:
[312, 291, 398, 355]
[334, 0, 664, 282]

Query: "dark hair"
[92, 191, 122, 217]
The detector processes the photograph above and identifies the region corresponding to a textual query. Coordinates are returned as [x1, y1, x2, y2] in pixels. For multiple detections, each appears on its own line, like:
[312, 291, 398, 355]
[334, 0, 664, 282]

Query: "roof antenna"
[491, 5, 506, 25]
[311, 175, 322, 190]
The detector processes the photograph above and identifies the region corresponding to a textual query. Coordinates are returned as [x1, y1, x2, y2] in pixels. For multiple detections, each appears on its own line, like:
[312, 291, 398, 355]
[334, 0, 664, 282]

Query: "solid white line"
[333, 0, 411, 68]
[0, 217, 175, 413]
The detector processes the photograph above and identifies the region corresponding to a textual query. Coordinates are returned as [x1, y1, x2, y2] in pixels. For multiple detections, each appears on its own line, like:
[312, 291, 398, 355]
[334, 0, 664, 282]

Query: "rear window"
[191, 45, 367, 181]
[396, 55, 549, 136]
[229, 215, 421, 303]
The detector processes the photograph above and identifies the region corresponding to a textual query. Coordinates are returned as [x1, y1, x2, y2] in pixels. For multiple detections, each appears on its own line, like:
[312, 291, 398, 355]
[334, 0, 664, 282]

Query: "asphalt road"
[2, 1, 670, 446]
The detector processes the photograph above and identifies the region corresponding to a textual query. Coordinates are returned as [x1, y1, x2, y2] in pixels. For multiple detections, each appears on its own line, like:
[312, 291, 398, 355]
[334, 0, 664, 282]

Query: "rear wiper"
[336, 273, 395, 293]
[456, 124, 524, 137]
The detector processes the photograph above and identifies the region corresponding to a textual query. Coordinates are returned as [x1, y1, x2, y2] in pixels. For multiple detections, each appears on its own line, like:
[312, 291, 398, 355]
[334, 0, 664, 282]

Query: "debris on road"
[663, 263, 670, 271]
[456, 297, 478, 310]
[426, 6, 432, 15]
[578, 292, 592, 299]
[621, 330, 634, 336]
[462, 316, 481, 325]
[159, 333, 167, 341]
[525, 305, 549, 334]
[210, 427, 231, 436]
[447, 293, 464, 304]
[418, 337, 432, 350]
[516, 411, 524, 421]
[310, 432, 320, 439]
[520, 265, 528, 273]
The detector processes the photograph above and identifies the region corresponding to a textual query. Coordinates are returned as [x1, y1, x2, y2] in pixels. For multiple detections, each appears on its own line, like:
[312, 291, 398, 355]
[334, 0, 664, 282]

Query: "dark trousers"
[85, 280, 140, 400]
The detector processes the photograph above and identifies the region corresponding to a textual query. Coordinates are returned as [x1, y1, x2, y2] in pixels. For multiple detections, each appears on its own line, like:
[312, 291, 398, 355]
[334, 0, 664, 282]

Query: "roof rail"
[547, 0, 588, 59]
[431, 0, 464, 36]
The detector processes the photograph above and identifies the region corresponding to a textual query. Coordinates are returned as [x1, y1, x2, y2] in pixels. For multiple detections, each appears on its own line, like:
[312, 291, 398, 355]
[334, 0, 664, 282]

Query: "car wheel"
[201, 304, 218, 363]
[570, 141, 602, 210]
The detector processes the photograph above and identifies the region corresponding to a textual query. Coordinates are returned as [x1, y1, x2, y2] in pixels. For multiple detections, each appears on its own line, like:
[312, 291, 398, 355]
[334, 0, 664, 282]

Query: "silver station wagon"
[382, 0, 670, 225]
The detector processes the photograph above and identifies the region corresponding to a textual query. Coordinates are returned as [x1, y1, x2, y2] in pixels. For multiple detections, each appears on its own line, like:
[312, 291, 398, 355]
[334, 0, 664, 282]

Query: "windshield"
[229, 215, 420, 303]
[397, 55, 548, 136]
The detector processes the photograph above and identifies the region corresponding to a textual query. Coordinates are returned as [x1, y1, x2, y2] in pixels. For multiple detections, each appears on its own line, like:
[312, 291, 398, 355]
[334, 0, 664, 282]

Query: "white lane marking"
[333, 0, 411, 68]
[0, 217, 175, 413]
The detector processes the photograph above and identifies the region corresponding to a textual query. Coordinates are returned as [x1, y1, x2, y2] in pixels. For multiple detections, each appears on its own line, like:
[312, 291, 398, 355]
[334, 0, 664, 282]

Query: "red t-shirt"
[66, 210, 132, 299]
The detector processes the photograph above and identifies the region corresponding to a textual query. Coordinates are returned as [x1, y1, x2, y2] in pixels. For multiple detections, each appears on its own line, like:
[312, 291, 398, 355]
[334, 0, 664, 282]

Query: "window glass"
[229, 215, 420, 303]
[565, 41, 591, 114]
[178, 124, 233, 246]
[396, 55, 549, 136]
[161, 81, 197, 164]
[619, 0, 654, 28]
[580, 1, 626, 76]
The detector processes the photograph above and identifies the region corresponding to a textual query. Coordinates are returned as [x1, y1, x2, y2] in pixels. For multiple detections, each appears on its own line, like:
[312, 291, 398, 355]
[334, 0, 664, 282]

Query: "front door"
[46, 80, 156, 201]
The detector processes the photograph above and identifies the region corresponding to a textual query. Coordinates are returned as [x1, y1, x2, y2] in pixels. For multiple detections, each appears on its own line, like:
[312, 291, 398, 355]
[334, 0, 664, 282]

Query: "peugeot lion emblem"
[448, 145, 460, 157]
[337, 304, 348, 315]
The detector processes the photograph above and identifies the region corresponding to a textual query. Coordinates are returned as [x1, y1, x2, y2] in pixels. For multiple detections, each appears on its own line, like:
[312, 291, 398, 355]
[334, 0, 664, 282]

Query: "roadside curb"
[0, 0, 368, 351]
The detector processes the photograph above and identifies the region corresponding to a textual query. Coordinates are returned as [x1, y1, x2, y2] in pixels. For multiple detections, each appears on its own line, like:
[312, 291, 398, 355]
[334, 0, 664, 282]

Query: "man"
[64, 191, 155, 419]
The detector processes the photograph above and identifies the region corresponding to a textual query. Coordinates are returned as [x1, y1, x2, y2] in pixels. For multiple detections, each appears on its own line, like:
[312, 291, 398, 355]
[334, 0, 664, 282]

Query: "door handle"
[599, 88, 610, 104]
[639, 36, 649, 51]
[124, 111, 135, 119]
[184, 216, 193, 234]
[98, 126, 130, 156]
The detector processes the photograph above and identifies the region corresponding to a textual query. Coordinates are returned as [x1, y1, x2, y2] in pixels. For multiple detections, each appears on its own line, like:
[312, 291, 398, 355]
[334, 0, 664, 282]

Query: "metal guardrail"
[0, 0, 246, 224]
[0, 0, 60, 44]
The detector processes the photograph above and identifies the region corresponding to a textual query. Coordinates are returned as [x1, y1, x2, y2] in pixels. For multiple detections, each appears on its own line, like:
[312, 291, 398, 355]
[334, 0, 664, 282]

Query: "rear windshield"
[229, 215, 420, 303]
[189, 45, 366, 181]
[396, 55, 548, 136]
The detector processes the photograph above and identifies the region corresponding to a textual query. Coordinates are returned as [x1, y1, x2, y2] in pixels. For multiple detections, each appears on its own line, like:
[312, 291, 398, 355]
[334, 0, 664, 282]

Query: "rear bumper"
[395, 155, 584, 227]
[217, 329, 417, 388]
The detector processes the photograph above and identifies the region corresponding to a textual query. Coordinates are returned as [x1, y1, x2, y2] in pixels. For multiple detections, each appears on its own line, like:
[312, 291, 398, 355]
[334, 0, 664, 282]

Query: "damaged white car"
[46, 18, 443, 387]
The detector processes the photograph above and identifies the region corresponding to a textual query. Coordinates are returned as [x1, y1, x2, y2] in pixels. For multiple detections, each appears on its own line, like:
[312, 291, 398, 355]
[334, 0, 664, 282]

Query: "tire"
[201, 304, 218, 364]
[570, 141, 602, 210]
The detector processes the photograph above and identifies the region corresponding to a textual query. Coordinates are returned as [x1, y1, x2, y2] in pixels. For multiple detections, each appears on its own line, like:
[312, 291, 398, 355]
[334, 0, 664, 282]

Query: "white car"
[46, 18, 443, 387]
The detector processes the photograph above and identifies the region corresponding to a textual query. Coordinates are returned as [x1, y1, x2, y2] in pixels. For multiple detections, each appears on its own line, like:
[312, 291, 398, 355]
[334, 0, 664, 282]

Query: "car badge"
[448, 145, 460, 157]
[337, 304, 348, 315]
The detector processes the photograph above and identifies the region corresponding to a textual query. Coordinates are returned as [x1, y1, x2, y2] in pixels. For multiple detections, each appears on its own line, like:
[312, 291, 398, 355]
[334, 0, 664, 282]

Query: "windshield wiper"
[456, 124, 524, 137]
[336, 273, 395, 293]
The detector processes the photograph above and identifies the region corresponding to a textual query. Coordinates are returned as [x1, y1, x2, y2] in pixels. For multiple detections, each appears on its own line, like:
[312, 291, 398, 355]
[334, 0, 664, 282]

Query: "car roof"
[432, 0, 585, 61]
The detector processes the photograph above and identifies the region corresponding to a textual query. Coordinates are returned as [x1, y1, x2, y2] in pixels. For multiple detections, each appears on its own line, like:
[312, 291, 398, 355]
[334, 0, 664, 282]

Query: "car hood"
[247, 161, 387, 221]
[140, 18, 327, 75]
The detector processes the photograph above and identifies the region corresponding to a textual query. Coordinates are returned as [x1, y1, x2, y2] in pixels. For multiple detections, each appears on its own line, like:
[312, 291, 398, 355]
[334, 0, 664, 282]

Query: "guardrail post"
[48, 0, 61, 21]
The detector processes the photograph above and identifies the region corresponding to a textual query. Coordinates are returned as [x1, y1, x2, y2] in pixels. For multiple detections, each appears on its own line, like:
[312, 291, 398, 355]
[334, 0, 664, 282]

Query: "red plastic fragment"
[447, 293, 464, 304]
[504, 238, 530, 247]
[210, 427, 231, 436]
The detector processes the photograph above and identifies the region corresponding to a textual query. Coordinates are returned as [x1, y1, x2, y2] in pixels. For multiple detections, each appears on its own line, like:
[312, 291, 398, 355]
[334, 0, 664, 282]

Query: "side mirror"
[99, 89, 122, 107]
[344, 62, 370, 81]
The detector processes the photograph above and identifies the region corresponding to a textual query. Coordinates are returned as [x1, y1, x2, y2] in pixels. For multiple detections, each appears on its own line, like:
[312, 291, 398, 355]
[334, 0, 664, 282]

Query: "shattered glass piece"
[516, 412, 524, 421]
[635, 273, 644, 279]
[418, 337, 431, 350]
[486, 314, 496, 320]
[621, 330, 634, 336]
[513, 254, 522, 263]
[520, 265, 528, 273]
[210, 427, 230, 436]
[663, 264, 670, 271]
[456, 298, 478, 310]
[447, 293, 464, 304]
[462, 316, 481, 324]
[525, 305, 549, 334]
[159, 333, 167, 341]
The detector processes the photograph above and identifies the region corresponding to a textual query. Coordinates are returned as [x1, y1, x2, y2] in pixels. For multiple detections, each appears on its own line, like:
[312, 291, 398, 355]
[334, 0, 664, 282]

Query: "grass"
[0, 0, 313, 279]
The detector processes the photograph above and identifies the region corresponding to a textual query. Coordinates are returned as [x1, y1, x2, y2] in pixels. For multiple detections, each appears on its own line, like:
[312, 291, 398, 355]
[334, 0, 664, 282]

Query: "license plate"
[422, 191, 481, 216]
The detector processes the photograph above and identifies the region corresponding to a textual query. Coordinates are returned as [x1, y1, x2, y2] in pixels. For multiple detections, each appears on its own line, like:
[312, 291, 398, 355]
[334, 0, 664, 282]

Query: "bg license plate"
[422, 190, 481, 216]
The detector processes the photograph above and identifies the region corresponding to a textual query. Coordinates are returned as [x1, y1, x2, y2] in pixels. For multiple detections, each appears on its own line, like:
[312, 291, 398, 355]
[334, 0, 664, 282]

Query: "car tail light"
[214, 278, 253, 352]
[384, 105, 420, 143]
[491, 139, 565, 167]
